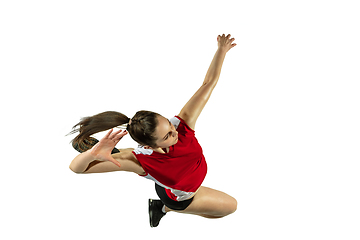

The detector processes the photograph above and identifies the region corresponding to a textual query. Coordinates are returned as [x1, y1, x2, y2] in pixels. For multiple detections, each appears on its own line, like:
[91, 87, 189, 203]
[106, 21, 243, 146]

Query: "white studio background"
[1, 0, 359, 239]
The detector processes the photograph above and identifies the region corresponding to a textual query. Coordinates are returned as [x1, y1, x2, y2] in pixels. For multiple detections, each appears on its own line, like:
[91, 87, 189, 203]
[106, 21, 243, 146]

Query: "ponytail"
[69, 111, 129, 152]
[69, 110, 161, 151]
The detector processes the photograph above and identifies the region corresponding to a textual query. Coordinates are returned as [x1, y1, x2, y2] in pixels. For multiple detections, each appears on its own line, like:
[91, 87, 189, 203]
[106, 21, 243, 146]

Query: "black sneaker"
[149, 199, 166, 228]
[72, 137, 120, 154]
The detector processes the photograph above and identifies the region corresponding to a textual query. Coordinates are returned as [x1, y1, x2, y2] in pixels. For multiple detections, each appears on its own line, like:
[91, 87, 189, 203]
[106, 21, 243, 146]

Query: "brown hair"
[69, 110, 160, 151]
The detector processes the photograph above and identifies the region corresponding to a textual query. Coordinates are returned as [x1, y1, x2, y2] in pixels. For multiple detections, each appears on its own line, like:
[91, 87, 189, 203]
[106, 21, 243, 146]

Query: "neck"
[153, 147, 169, 154]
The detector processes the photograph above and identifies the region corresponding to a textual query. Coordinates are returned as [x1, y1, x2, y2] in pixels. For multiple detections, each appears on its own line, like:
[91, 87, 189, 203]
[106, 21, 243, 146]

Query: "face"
[153, 115, 178, 148]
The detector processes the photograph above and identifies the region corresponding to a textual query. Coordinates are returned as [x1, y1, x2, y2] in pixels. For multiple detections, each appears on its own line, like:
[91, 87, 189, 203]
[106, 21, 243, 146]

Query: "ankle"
[164, 206, 171, 213]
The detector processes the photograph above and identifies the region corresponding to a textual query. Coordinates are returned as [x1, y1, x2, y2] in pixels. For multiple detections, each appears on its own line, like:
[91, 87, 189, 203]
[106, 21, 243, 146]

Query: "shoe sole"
[149, 199, 154, 228]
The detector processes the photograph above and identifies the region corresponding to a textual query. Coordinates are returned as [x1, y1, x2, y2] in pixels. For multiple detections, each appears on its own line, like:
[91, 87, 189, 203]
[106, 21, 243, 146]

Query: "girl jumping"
[69, 34, 237, 227]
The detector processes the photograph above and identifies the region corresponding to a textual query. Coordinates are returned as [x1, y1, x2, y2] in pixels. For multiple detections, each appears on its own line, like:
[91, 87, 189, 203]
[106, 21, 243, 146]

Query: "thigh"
[180, 186, 237, 216]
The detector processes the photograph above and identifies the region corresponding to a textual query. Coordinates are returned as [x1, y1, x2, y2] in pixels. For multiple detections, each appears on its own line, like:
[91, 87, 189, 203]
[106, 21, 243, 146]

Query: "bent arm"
[179, 48, 227, 130]
[69, 148, 145, 175]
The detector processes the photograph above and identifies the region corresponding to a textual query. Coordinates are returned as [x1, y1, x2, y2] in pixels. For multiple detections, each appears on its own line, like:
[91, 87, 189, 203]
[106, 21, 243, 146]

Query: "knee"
[228, 197, 238, 214]
[221, 197, 237, 217]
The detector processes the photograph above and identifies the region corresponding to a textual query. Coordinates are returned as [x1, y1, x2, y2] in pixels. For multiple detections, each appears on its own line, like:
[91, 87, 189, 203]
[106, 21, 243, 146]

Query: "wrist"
[88, 148, 97, 158]
[217, 47, 228, 54]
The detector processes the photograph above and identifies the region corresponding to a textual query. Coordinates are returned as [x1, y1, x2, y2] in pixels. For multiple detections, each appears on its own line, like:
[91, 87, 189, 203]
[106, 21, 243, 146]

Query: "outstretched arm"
[178, 34, 236, 130]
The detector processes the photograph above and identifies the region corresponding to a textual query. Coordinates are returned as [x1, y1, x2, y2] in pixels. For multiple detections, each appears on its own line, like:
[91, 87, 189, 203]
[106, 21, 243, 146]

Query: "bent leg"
[166, 186, 237, 218]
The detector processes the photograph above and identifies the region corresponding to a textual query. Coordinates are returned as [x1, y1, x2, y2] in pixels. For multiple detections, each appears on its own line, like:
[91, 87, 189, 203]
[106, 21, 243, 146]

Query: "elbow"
[202, 79, 218, 89]
[69, 165, 83, 174]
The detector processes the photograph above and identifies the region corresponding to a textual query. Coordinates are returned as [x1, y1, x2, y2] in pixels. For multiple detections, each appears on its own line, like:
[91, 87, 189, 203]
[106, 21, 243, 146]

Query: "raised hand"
[90, 129, 128, 168]
[217, 34, 237, 52]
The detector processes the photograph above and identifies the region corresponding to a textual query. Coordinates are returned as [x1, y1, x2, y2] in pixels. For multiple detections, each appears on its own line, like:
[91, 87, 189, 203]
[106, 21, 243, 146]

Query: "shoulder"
[171, 115, 195, 133]
[170, 116, 181, 129]
[176, 112, 195, 130]
[133, 146, 154, 156]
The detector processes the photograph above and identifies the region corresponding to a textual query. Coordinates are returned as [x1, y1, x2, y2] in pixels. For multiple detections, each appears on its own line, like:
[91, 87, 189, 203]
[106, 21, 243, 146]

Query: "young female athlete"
[69, 34, 237, 227]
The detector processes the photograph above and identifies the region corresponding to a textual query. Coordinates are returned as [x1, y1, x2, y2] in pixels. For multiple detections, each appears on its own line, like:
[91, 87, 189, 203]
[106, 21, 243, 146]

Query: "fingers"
[108, 156, 122, 168]
[218, 34, 226, 40]
[218, 34, 235, 42]
[113, 130, 128, 141]
[109, 129, 123, 139]
[104, 129, 114, 138]
[105, 129, 128, 140]
[218, 34, 231, 39]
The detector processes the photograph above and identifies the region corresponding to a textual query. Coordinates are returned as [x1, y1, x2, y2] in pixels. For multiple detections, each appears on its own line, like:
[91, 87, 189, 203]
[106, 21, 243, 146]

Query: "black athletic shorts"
[155, 183, 194, 211]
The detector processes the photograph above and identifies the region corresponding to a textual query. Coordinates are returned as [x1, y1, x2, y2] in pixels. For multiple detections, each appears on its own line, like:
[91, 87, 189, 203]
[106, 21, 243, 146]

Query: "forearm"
[203, 48, 227, 86]
[69, 150, 97, 173]
[178, 48, 228, 129]
[178, 34, 235, 129]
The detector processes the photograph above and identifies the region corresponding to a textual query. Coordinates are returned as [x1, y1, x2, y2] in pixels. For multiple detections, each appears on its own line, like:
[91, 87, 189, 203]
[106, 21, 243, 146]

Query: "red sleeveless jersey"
[132, 116, 207, 201]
